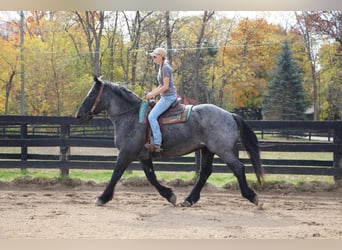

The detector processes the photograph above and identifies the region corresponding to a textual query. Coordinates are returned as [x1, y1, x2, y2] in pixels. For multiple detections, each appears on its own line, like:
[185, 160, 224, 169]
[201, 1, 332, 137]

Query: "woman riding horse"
[76, 76, 264, 207]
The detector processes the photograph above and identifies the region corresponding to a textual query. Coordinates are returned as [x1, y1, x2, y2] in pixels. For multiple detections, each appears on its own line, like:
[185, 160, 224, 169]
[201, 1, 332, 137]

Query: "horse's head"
[76, 75, 106, 123]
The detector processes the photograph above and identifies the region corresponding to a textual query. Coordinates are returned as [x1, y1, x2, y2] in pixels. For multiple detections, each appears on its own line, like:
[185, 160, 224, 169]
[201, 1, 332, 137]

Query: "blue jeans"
[148, 94, 177, 145]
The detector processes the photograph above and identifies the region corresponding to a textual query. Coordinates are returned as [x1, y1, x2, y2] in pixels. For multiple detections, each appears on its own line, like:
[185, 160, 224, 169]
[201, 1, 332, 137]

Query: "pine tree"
[263, 40, 306, 120]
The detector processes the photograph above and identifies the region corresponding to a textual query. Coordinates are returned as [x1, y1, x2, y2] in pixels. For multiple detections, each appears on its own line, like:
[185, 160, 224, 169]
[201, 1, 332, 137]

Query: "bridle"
[86, 81, 141, 118]
[87, 81, 105, 117]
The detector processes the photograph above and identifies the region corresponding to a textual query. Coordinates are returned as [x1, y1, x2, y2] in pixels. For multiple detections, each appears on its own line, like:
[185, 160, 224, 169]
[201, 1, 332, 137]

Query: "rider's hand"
[145, 92, 153, 99]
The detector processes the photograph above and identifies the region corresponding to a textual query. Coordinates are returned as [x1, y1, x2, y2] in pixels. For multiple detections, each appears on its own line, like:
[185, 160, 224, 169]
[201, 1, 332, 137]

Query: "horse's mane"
[105, 81, 142, 105]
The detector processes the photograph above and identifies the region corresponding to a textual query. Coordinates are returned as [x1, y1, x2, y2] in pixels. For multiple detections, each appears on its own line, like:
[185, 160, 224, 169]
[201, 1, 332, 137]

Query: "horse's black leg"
[140, 158, 177, 205]
[182, 147, 214, 207]
[223, 153, 258, 205]
[96, 153, 134, 206]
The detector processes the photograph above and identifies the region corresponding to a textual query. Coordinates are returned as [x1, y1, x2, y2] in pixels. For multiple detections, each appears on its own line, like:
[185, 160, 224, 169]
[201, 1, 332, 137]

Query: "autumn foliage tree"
[0, 11, 340, 120]
[0, 33, 18, 114]
[318, 42, 342, 120]
[215, 18, 289, 117]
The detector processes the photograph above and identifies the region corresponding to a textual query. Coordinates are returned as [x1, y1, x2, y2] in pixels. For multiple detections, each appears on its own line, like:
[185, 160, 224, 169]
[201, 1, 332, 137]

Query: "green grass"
[239, 151, 333, 161]
[0, 169, 336, 188]
[69, 170, 114, 182]
[0, 144, 336, 187]
[0, 169, 60, 182]
[1, 134, 337, 189]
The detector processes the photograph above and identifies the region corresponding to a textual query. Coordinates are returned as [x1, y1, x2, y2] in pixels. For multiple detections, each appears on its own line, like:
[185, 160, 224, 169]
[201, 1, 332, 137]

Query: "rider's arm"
[146, 76, 169, 99]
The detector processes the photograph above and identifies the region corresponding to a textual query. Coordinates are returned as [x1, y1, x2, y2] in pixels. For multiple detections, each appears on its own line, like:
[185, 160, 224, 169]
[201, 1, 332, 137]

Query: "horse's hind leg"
[221, 152, 258, 205]
[182, 147, 214, 207]
[140, 159, 177, 205]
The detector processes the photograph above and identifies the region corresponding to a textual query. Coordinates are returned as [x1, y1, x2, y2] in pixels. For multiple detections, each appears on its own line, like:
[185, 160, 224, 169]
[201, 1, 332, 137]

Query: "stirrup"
[144, 143, 163, 152]
[154, 145, 163, 152]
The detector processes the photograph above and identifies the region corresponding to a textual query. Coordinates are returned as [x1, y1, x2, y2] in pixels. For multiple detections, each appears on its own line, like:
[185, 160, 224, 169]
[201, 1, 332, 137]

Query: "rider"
[145, 47, 177, 152]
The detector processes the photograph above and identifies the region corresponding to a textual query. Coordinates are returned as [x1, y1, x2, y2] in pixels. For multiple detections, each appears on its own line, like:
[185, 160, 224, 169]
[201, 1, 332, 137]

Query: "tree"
[0, 34, 18, 114]
[213, 17, 235, 108]
[263, 40, 306, 120]
[295, 11, 342, 120]
[295, 11, 321, 120]
[0, 11, 339, 119]
[73, 11, 105, 76]
[304, 11, 342, 52]
[216, 18, 287, 113]
[191, 11, 215, 103]
[122, 11, 153, 86]
[21, 11, 92, 116]
[318, 42, 342, 120]
[171, 11, 215, 104]
[101, 11, 119, 82]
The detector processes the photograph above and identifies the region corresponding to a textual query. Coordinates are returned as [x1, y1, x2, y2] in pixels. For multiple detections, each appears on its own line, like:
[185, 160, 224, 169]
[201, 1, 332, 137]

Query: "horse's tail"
[232, 113, 264, 186]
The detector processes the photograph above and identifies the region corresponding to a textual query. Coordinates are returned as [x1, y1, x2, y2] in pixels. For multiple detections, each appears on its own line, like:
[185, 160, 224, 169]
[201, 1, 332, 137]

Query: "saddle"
[139, 98, 193, 125]
[138, 99, 193, 152]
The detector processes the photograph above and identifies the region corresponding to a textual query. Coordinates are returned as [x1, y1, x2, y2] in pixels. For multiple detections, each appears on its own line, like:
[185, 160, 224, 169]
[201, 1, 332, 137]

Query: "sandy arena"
[0, 181, 342, 239]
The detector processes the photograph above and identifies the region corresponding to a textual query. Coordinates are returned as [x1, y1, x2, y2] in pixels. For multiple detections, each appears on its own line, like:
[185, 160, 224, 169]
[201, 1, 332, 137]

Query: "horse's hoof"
[169, 193, 177, 206]
[257, 202, 265, 210]
[95, 198, 106, 206]
[180, 200, 192, 207]
[253, 195, 259, 206]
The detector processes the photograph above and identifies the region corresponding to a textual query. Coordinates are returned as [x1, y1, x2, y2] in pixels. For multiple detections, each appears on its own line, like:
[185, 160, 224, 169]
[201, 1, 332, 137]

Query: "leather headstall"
[88, 82, 105, 116]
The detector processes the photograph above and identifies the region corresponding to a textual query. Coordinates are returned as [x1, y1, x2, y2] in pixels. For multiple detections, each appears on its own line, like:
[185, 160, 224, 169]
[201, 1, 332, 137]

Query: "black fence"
[0, 115, 341, 182]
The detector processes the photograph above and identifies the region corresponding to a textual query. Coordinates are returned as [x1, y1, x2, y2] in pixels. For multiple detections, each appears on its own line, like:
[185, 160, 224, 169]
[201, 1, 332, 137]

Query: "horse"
[76, 76, 264, 207]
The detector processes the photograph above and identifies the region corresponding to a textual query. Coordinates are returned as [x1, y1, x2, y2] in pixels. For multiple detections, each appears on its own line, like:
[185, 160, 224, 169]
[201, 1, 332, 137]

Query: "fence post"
[20, 124, 27, 171]
[333, 127, 342, 183]
[60, 124, 70, 177]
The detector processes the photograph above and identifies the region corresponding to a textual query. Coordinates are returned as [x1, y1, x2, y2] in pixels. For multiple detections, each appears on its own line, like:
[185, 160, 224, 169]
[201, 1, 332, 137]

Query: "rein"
[110, 103, 141, 117]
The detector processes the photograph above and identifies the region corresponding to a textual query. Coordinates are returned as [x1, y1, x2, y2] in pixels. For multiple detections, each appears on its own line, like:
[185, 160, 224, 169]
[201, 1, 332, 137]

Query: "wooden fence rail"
[0, 115, 341, 183]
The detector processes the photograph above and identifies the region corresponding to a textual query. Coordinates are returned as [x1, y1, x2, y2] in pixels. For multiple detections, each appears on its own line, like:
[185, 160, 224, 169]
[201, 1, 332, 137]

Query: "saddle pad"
[139, 101, 148, 123]
[138, 101, 193, 124]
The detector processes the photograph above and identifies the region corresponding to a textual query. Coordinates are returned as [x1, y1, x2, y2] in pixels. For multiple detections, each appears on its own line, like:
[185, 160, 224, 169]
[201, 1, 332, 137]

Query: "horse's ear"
[93, 75, 103, 86]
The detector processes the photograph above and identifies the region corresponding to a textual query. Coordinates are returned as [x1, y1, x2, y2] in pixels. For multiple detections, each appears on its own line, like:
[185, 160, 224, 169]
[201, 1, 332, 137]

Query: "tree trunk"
[192, 11, 215, 103]
[5, 71, 16, 114]
[165, 11, 173, 64]
[296, 11, 320, 120]
[75, 11, 105, 76]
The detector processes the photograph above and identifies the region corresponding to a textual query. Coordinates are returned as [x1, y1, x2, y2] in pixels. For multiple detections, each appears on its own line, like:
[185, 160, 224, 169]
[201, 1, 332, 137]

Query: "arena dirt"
[0, 181, 342, 239]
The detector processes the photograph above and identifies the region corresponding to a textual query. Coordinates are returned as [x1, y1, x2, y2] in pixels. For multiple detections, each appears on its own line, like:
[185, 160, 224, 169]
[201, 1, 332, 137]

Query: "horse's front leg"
[96, 153, 134, 206]
[140, 159, 177, 206]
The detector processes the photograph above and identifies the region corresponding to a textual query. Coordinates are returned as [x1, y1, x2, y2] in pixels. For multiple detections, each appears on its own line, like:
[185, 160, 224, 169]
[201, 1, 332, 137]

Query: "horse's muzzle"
[76, 111, 94, 124]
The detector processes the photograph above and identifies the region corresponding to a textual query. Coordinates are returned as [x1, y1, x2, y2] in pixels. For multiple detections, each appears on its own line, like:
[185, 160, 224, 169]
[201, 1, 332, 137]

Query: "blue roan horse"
[76, 76, 264, 207]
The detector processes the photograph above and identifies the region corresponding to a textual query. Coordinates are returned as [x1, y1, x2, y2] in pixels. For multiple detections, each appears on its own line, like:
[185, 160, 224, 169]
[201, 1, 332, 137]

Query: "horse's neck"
[108, 101, 140, 126]
[106, 85, 142, 127]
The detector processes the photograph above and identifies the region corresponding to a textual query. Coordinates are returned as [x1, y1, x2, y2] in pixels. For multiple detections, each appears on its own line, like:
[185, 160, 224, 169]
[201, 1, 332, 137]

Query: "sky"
[0, 11, 297, 29]
[202, 11, 297, 28]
